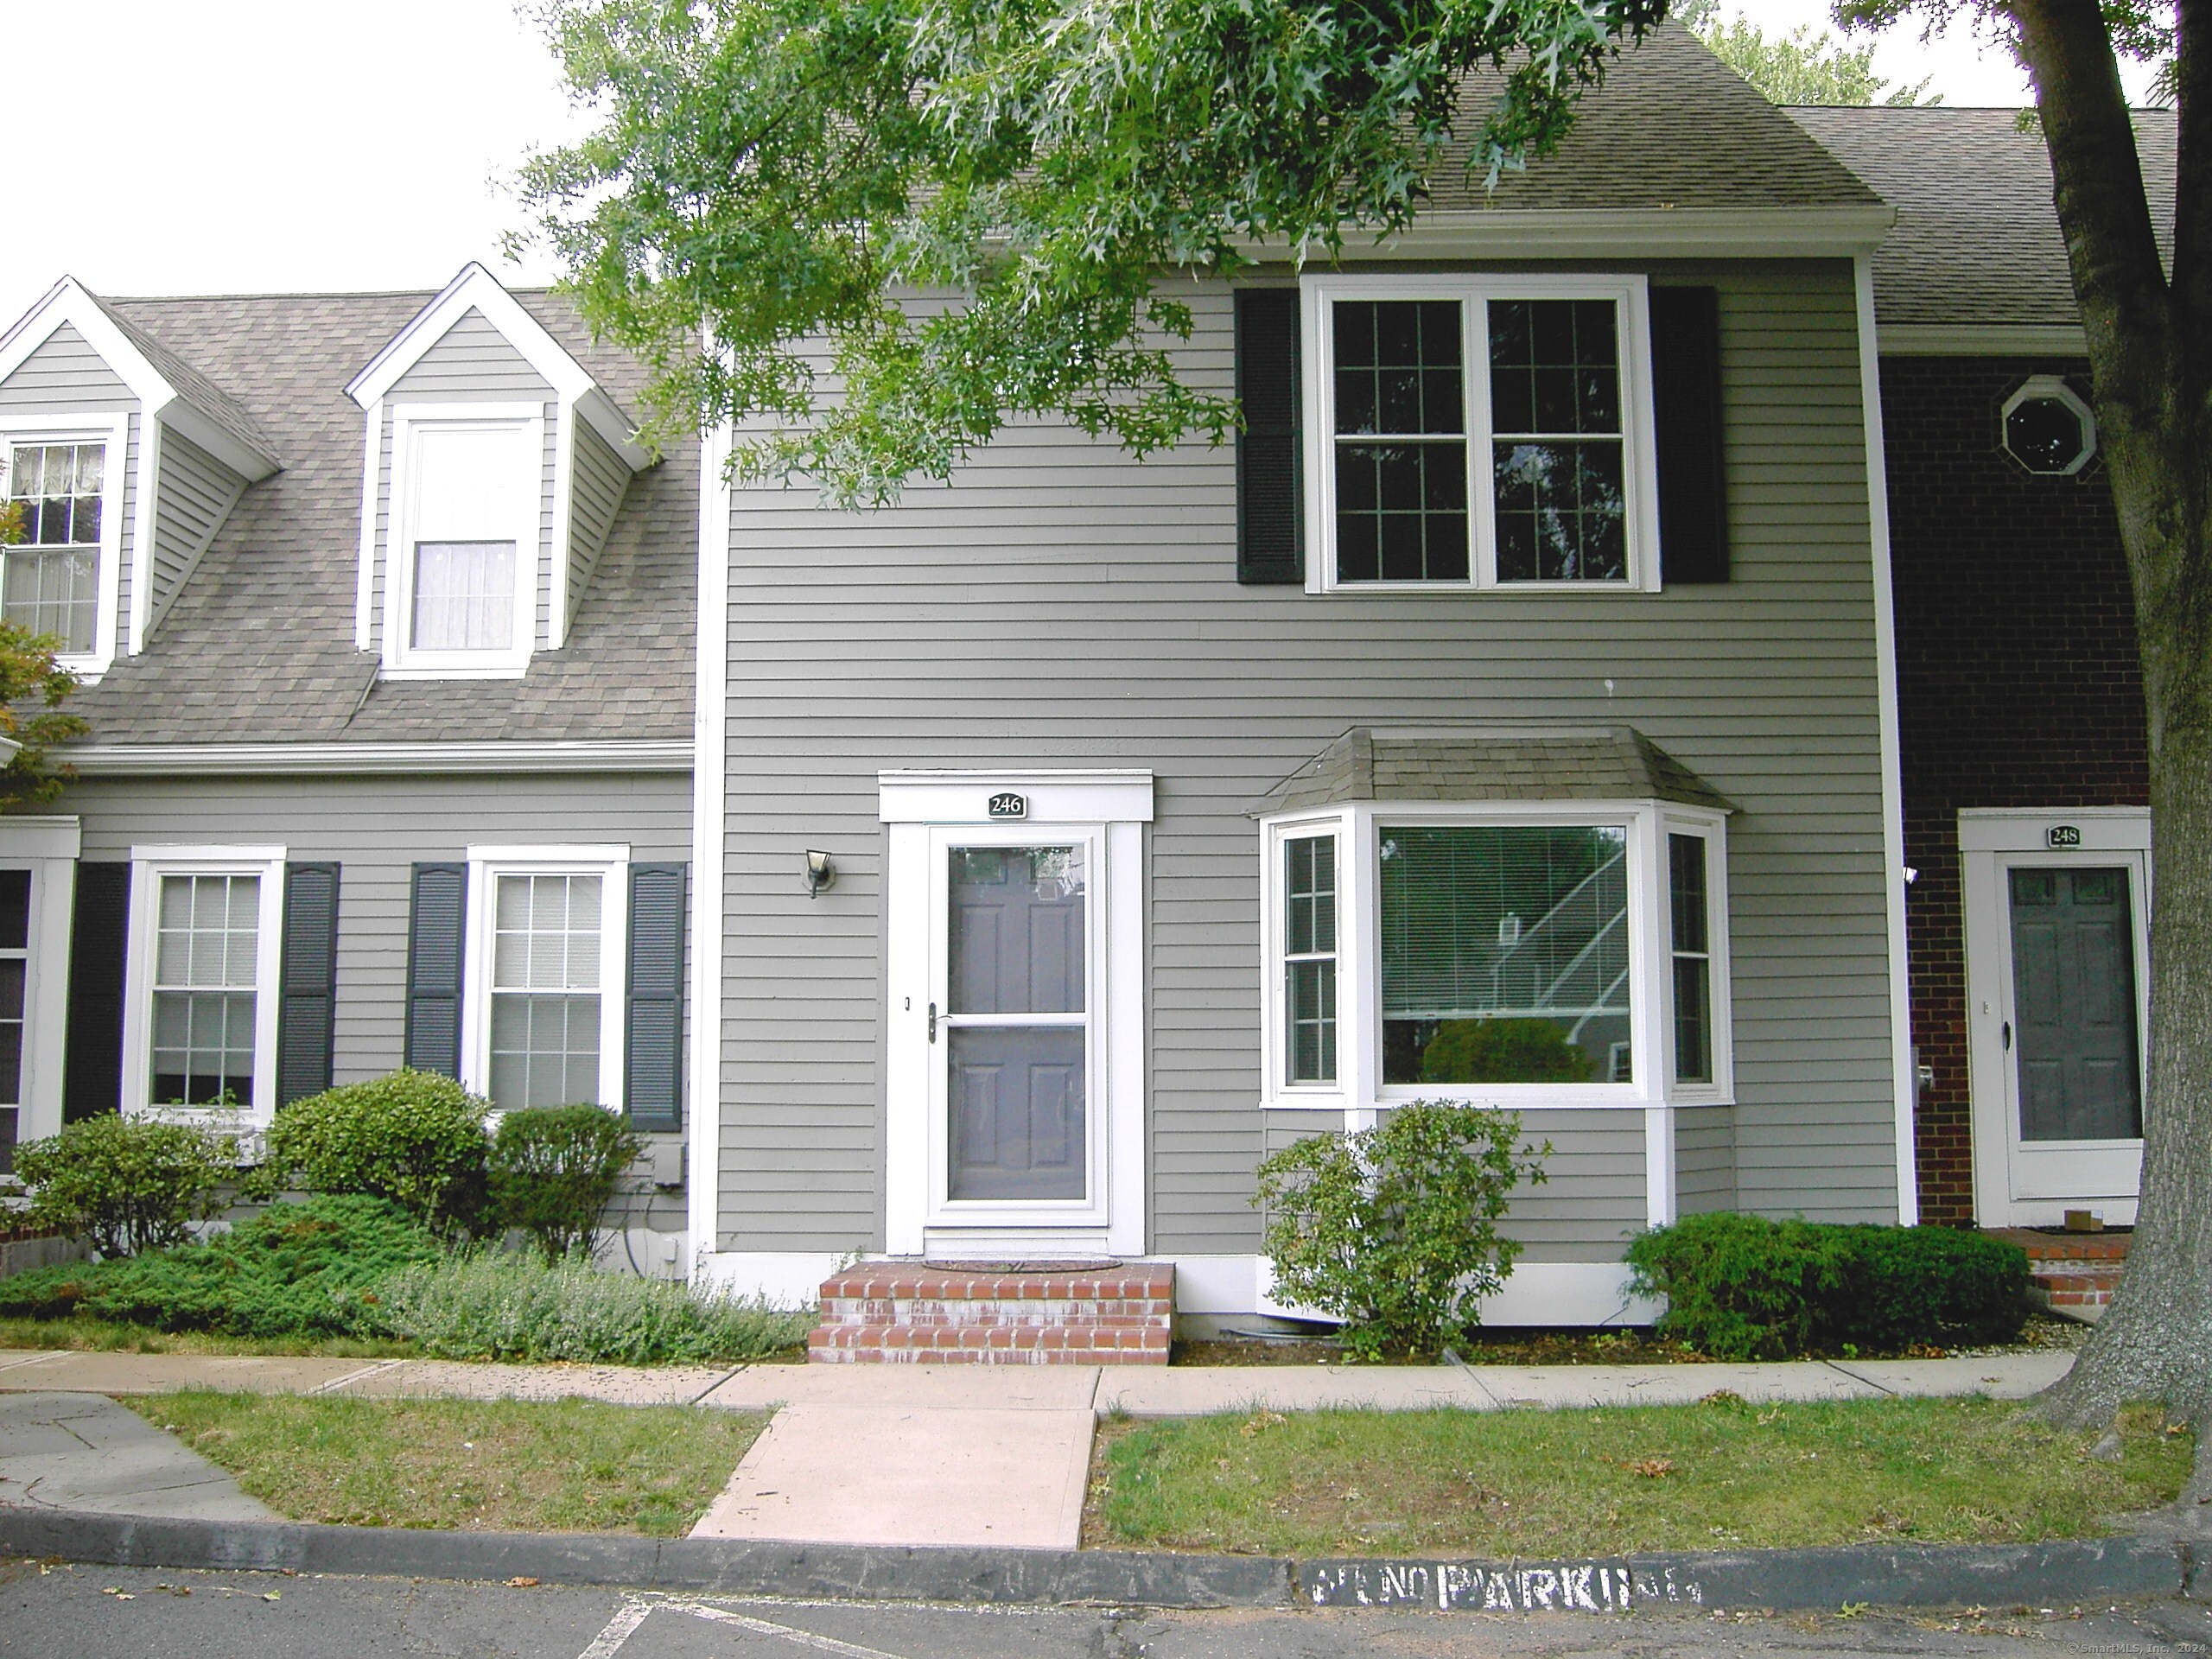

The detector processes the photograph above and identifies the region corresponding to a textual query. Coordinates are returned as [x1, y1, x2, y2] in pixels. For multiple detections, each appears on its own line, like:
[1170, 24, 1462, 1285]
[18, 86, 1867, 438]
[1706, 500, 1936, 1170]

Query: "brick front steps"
[810, 1262, 1174, 1365]
[1985, 1228, 2130, 1322]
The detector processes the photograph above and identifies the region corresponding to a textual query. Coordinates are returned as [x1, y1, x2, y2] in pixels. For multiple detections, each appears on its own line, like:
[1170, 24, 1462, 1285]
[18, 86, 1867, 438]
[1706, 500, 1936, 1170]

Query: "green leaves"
[1251, 1100, 1549, 1360]
[11, 1115, 237, 1259]
[516, 0, 1663, 504]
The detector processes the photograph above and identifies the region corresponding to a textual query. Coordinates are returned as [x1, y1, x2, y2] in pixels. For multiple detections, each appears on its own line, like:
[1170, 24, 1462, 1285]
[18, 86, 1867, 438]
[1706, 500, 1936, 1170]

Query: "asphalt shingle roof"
[67, 290, 695, 747]
[1789, 104, 2179, 327]
[1251, 727, 1734, 816]
[88, 289, 283, 471]
[1423, 24, 1881, 214]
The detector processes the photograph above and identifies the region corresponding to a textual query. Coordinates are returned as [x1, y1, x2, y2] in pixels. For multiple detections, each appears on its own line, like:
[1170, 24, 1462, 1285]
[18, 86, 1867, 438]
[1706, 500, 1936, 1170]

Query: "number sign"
[988, 791, 1028, 820]
[2047, 825, 2082, 849]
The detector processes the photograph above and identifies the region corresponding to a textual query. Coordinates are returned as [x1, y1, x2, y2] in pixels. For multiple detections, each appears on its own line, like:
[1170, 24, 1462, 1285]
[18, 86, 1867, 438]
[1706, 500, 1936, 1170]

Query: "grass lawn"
[0, 1315, 417, 1359]
[126, 1391, 767, 1536]
[1088, 1397, 2192, 1557]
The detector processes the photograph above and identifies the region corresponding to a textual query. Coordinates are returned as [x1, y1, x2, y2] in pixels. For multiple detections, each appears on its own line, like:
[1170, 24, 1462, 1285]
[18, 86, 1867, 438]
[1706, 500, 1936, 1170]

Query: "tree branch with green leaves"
[512, 0, 1665, 505]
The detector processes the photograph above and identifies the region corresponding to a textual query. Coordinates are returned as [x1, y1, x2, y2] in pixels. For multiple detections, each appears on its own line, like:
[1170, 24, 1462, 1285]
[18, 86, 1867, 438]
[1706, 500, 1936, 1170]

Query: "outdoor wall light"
[804, 849, 836, 898]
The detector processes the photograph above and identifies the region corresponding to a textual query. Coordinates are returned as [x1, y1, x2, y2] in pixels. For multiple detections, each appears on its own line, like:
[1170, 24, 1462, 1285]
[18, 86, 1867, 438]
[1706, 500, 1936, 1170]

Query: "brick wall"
[1880, 356, 2147, 1225]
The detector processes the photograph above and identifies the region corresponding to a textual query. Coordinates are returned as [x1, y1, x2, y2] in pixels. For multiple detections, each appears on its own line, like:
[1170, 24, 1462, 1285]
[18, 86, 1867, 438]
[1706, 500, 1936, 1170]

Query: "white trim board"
[1233, 205, 1895, 263]
[1879, 324, 2088, 358]
[64, 740, 693, 776]
[687, 411, 735, 1267]
[0, 816, 80, 1146]
[1855, 254, 1920, 1226]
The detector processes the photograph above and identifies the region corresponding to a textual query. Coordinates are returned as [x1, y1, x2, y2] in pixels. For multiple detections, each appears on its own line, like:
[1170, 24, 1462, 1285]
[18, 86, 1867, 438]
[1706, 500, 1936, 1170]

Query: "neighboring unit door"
[1961, 815, 2148, 1226]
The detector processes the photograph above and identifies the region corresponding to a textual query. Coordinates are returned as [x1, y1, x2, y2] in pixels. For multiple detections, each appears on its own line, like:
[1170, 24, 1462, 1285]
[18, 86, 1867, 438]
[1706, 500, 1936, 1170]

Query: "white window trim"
[1299, 273, 1662, 596]
[2000, 374, 2098, 476]
[462, 843, 630, 1115]
[0, 415, 132, 679]
[381, 402, 545, 680]
[1257, 801, 1731, 1113]
[0, 816, 80, 1147]
[122, 844, 287, 1128]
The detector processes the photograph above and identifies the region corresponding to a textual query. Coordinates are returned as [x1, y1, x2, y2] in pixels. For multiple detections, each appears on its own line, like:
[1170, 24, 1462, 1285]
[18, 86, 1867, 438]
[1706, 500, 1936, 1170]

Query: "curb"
[0, 1507, 2198, 1612]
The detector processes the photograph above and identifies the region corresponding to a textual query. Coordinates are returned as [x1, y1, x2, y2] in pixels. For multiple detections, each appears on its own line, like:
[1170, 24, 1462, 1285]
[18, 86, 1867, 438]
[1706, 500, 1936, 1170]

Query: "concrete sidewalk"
[0, 1391, 275, 1521]
[0, 1345, 2081, 1414]
[0, 1348, 2078, 1553]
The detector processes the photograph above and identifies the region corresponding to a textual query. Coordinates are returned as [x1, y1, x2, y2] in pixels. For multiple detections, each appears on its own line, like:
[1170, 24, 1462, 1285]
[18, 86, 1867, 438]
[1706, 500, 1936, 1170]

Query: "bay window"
[1264, 804, 1728, 1109]
[1302, 275, 1660, 593]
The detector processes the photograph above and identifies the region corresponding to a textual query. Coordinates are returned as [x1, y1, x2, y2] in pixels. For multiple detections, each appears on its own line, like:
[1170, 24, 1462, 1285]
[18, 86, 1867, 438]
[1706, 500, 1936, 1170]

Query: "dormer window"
[3, 441, 105, 652]
[384, 406, 543, 677]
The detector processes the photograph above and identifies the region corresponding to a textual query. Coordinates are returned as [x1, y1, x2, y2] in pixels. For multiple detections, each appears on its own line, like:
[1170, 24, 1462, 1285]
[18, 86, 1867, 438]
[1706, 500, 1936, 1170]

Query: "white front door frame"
[1960, 807, 2149, 1227]
[880, 770, 1152, 1259]
[0, 817, 79, 1148]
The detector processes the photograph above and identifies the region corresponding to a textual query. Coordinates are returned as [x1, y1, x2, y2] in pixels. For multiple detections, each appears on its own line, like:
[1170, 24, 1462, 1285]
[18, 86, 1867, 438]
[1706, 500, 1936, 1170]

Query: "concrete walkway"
[0, 1348, 2078, 1552]
[0, 1391, 275, 1521]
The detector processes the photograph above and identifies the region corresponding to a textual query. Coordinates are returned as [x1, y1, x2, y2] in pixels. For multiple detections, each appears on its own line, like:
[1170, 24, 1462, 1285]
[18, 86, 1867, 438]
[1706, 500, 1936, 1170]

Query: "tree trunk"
[2006, 0, 2212, 1470]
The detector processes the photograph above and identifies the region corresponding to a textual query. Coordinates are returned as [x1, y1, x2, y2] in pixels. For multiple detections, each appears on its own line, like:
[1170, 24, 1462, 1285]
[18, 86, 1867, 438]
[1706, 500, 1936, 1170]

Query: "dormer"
[346, 264, 651, 680]
[0, 278, 280, 679]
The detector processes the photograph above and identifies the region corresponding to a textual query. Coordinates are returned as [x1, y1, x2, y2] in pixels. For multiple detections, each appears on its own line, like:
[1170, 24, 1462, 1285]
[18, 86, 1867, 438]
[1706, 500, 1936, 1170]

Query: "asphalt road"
[5, 1560, 2210, 1659]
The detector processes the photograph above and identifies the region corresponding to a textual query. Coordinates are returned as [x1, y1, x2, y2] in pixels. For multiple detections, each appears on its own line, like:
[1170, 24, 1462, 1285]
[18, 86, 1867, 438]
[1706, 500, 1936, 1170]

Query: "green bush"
[257, 1071, 490, 1236]
[489, 1105, 642, 1262]
[12, 1115, 238, 1258]
[0, 1196, 441, 1337]
[1421, 1017, 1596, 1084]
[372, 1252, 813, 1365]
[1251, 1101, 1549, 1362]
[1626, 1213, 2031, 1360]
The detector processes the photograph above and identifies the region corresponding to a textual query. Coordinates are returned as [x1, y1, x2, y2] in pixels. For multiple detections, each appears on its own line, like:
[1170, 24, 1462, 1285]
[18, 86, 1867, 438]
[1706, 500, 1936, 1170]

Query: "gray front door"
[2008, 866, 2142, 1143]
[944, 844, 1089, 1201]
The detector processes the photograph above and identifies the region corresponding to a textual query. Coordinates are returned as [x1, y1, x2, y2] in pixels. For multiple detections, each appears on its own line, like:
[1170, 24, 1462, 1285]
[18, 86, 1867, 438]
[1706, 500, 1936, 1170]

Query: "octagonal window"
[2001, 376, 2097, 475]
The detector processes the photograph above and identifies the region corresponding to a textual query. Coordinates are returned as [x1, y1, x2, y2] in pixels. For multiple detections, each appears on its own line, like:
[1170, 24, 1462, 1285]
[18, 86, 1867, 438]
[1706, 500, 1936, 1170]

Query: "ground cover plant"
[1088, 1396, 2191, 1557]
[1252, 1102, 1548, 1361]
[129, 1391, 767, 1535]
[372, 1251, 812, 1364]
[0, 1196, 440, 1338]
[1625, 1213, 2031, 1360]
[0, 1317, 414, 1358]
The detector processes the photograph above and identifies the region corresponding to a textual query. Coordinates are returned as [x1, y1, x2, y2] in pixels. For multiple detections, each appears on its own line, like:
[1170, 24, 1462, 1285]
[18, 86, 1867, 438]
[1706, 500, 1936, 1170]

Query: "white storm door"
[1964, 820, 2148, 1225]
[926, 827, 1103, 1224]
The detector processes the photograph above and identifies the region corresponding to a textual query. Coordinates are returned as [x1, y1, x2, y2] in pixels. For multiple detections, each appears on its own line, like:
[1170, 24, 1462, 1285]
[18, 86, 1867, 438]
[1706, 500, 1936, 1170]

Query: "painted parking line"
[577, 1595, 907, 1659]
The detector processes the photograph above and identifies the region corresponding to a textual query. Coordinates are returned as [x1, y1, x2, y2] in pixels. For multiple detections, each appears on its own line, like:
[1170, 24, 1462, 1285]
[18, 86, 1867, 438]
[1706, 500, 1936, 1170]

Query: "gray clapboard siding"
[1675, 1104, 1737, 1215]
[566, 420, 632, 634]
[146, 428, 247, 632]
[0, 323, 131, 412]
[372, 308, 560, 654]
[67, 772, 690, 1087]
[715, 259, 1899, 1258]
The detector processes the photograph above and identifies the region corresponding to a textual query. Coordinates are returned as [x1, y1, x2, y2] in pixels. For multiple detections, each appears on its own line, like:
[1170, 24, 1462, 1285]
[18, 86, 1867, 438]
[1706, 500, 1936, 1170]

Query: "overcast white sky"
[0, 1, 2165, 331]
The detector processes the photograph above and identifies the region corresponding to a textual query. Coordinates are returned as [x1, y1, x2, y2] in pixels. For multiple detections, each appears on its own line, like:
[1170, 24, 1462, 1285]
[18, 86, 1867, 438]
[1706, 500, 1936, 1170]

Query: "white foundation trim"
[1855, 253, 1920, 1226]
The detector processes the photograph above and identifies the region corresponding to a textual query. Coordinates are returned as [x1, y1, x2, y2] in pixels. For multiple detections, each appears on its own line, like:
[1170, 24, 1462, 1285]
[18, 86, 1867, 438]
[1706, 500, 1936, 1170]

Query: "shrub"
[489, 1105, 642, 1262]
[1421, 1017, 1595, 1084]
[1626, 1213, 2031, 1360]
[1830, 1224, 2031, 1351]
[258, 1071, 491, 1236]
[0, 1196, 441, 1336]
[1251, 1101, 1549, 1362]
[371, 1252, 813, 1365]
[11, 1115, 238, 1258]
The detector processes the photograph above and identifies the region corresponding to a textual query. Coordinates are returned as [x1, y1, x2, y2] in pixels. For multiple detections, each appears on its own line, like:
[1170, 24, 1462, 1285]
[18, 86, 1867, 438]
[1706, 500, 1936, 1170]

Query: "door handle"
[2002, 1020, 2012, 1052]
[928, 1001, 938, 1043]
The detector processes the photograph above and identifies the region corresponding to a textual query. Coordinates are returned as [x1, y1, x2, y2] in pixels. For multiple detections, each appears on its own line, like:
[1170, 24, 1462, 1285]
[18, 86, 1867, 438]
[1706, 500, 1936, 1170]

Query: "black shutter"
[62, 861, 130, 1121]
[1650, 286, 1729, 585]
[404, 862, 467, 1077]
[1236, 288, 1305, 585]
[277, 861, 340, 1107]
[626, 861, 686, 1131]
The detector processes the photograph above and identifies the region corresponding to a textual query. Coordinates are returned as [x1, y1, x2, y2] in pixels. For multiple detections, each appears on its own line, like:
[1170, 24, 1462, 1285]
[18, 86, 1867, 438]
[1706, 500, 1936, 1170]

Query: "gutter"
[62, 739, 694, 778]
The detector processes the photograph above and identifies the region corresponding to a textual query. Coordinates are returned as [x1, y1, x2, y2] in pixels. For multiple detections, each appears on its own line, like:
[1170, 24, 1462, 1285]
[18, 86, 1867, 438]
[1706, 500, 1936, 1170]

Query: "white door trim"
[881, 772, 1151, 1257]
[1960, 807, 2148, 1227]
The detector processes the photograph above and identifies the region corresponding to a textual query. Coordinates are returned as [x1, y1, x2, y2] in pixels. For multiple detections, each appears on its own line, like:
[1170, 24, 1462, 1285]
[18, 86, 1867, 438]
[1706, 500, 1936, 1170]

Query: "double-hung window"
[385, 406, 543, 677]
[1263, 804, 1728, 1108]
[464, 847, 626, 1113]
[1303, 276, 1660, 593]
[122, 848, 287, 1120]
[1, 426, 124, 669]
